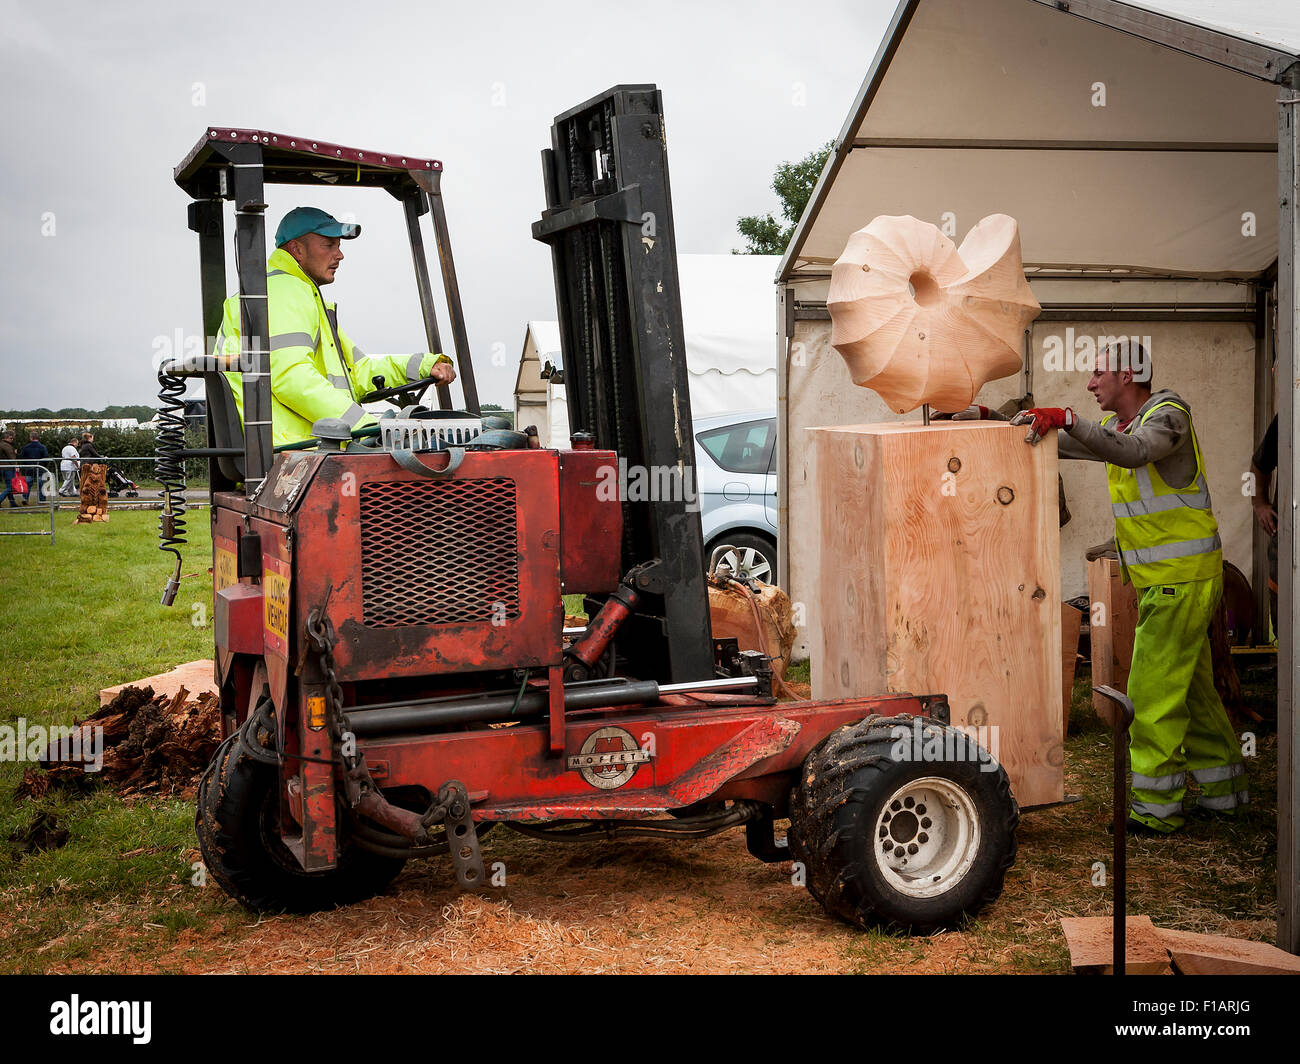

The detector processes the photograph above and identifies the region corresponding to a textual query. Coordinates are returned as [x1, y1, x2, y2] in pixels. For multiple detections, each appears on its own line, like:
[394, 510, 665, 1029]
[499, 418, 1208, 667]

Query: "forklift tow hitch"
[354, 780, 486, 890]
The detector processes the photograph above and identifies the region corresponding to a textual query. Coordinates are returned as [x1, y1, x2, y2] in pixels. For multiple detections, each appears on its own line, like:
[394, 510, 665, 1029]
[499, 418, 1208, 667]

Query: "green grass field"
[0, 511, 1281, 973]
[0, 510, 223, 970]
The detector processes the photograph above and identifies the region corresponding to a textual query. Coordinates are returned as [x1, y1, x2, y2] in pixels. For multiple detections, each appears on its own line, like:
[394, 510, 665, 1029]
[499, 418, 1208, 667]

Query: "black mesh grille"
[359, 479, 519, 628]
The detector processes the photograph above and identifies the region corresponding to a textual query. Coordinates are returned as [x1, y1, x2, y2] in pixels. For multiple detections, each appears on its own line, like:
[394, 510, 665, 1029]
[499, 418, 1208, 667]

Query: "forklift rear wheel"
[196, 735, 406, 914]
[787, 715, 1018, 932]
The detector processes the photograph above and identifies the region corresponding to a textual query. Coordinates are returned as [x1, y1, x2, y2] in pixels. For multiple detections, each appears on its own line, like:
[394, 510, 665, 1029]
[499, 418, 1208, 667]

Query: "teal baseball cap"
[275, 207, 361, 247]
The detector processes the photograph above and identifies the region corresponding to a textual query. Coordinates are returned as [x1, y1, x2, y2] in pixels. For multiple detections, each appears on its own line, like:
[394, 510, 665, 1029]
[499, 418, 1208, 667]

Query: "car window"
[696, 418, 775, 474]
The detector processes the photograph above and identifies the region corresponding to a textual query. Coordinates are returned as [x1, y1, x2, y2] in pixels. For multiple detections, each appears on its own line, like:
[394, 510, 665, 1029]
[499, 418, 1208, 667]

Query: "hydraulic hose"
[155, 365, 189, 605]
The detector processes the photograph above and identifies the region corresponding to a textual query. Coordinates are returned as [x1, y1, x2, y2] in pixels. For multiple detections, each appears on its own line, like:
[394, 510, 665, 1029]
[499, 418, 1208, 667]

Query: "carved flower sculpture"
[828, 214, 1041, 413]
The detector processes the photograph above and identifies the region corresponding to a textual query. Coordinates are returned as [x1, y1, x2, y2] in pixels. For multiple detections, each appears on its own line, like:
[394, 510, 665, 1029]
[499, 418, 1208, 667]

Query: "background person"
[1248, 413, 1278, 635]
[59, 436, 80, 496]
[19, 430, 49, 503]
[0, 430, 18, 507]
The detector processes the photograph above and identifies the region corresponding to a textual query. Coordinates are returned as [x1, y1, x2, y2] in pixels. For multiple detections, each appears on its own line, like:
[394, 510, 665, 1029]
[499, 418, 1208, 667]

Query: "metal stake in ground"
[1095, 684, 1135, 975]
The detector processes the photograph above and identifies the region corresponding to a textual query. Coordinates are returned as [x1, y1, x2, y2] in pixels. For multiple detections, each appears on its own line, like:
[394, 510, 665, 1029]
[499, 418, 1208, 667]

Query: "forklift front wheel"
[787, 715, 1018, 932]
[196, 735, 407, 914]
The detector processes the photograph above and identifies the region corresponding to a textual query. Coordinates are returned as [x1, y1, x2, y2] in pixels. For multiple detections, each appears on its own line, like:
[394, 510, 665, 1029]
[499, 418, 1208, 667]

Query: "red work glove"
[1010, 407, 1074, 446]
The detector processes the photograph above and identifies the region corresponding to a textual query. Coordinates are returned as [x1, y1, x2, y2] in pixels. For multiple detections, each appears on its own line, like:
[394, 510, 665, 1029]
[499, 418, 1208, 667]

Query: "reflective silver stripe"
[405, 352, 424, 382]
[327, 374, 351, 390]
[1197, 791, 1249, 810]
[1190, 763, 1244, 784]
[267, 269, 290, 276]
[351, 344, 365, 359]
[269, 331, 316, 351]
[1131, 771, 1185, 792]
[1112, 486, 1212, 518]
[1131, 799, 1183, 818]
[341, 403, 367, 428]
[1119, 533, 1222, 567]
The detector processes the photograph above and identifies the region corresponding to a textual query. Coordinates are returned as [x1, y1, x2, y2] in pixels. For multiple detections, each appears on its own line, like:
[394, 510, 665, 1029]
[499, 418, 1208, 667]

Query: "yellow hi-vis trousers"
[1126, 573, 1248, 832]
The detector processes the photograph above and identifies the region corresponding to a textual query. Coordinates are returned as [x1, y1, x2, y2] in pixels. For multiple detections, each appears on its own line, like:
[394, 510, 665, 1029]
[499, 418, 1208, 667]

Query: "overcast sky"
[0, 0, 895, 410]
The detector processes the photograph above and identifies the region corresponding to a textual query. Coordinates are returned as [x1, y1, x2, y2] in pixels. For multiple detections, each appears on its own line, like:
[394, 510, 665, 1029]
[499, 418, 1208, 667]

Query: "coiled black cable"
[155, 364, 189, 605]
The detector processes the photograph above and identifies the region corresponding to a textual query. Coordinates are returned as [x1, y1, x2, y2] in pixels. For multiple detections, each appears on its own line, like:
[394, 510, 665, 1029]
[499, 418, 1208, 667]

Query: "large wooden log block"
[809, 422, 1063, 807]
[1087, 558, 1138, 725]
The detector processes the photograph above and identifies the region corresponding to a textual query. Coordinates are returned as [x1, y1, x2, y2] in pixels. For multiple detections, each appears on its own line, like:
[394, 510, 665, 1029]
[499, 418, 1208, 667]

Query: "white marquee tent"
[514, 254, 779, 446]
[774, 0, 1300, 950]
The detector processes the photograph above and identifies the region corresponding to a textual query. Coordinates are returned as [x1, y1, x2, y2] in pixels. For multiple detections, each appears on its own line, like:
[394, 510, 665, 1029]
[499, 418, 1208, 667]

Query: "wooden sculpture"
[76, 463, 109, 523]
[828, 214, 1041, 413]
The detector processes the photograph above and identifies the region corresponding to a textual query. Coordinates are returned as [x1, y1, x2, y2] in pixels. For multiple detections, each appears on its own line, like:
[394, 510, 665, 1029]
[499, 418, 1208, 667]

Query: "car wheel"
[709, 532, 777, 583]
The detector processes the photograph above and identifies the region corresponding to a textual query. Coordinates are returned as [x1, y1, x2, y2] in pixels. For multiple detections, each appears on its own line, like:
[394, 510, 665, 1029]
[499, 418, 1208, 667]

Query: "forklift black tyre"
[196, 735, 406, 914]
[787, 715, 1018, 933]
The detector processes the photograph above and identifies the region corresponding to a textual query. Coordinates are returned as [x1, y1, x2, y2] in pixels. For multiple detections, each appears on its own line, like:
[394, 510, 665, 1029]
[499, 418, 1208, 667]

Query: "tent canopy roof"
[780, 0, 1300, 284]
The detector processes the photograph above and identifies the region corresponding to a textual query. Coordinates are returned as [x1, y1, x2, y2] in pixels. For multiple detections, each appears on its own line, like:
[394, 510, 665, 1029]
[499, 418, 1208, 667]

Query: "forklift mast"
[533, 85, 713, 684]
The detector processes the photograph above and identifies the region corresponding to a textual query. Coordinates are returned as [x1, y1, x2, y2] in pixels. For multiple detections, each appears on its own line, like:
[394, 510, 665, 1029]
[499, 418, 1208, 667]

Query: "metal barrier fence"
[0, 460, 56, 543]
[0, 457, 208, 539]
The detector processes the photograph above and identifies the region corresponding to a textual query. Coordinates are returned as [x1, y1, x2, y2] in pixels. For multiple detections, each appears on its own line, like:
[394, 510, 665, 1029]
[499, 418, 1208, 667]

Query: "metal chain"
[305, 606, 365, 802]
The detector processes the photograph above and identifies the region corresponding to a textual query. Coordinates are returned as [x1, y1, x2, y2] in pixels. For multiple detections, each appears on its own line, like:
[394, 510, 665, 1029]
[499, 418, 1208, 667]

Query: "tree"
[735, 141, 833, 255]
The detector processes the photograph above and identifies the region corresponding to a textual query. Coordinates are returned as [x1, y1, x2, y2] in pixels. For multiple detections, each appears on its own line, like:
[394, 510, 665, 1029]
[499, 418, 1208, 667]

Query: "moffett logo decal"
[568, 726, 651, 790]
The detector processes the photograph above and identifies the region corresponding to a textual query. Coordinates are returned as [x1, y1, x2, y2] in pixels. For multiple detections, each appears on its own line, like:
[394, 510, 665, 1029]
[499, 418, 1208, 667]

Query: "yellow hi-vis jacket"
[219, 248, 450, 448]
[1102, 400, 1222, 588]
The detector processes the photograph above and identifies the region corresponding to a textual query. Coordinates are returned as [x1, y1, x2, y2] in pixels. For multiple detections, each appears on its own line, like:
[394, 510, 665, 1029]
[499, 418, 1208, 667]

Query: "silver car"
[693, 409, 778, 581]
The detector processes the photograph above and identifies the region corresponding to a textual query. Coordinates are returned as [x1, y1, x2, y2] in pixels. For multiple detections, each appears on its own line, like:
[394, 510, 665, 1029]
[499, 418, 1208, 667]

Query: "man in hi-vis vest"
[220, 207, 456, 449]
[1013, 340, 1246, 836]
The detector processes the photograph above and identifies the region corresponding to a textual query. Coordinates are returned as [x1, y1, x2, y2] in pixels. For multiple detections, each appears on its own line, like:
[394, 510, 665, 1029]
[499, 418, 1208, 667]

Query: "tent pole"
[1277, 81, 1300, 956]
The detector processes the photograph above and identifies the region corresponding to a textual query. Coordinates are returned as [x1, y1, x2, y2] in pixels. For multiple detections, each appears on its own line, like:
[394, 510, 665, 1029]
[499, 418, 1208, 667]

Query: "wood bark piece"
[99, 659, 217, 707]
[25, 684, 222, 799]
[809, 421, 1063, 807]
[1087, 558, 1138, 726]
[1060, 916, 1173, 974]
[828, 214, 1041, 413]
[1157, 928, 1300, 975]
[707, 581, 798, 679]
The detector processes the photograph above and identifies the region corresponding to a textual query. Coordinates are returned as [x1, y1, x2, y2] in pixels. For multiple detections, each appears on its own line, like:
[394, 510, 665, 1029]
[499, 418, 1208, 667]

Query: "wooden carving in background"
[828, 214, 1041, 413]
[76, 463, 109, 523]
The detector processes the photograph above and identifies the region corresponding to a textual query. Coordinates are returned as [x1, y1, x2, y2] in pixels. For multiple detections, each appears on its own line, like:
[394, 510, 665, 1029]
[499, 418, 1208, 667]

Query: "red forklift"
[157, 86, 1018, 932]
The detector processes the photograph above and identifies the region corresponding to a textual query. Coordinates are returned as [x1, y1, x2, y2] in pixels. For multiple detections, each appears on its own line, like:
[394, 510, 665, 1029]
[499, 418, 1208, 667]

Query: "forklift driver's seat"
[206, 371, 247, 483]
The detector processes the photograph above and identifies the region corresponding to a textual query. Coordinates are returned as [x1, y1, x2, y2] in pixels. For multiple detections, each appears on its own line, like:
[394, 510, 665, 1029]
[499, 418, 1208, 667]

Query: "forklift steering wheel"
[366, 375, 441, 407]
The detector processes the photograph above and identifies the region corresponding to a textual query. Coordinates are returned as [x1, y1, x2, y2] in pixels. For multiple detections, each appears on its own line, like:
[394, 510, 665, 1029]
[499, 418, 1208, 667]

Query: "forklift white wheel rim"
[872, 776, 980, 899]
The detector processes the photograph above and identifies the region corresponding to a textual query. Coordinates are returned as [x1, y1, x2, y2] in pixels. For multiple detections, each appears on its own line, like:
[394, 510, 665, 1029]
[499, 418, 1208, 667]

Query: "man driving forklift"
[219, 206, 457, 448]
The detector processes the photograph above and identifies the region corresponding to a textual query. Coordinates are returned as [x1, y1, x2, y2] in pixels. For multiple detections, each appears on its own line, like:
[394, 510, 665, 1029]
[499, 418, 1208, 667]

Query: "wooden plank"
[810, 421, 1063, 807]
[1088, 557, 1138, 725]
[1060, 915, 1172, 975]
[1062, 603, 1083, 735]
[99, 659, 218, 707]
[1158, 928, 1300, 975]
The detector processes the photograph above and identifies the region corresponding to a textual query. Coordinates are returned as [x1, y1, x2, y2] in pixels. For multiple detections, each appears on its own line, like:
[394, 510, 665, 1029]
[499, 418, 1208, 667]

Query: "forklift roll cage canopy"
[172, 127, 478, 494]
